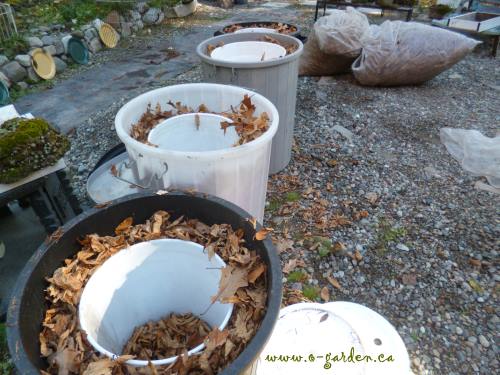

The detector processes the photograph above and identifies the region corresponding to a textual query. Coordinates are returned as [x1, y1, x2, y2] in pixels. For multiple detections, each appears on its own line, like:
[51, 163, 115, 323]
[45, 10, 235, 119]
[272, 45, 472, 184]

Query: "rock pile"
[0, 1, 197, 91]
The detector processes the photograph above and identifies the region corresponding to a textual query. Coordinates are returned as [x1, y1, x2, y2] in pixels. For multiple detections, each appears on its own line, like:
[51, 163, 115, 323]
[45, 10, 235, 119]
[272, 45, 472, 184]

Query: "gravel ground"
[62, 3, 499, 375]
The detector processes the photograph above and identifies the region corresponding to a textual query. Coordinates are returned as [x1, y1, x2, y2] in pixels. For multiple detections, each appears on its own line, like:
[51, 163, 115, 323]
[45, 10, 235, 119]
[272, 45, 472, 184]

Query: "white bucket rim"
[79, 239, 233, 367]
[234, 27, 278, 34]
[115, 83, 279, 160]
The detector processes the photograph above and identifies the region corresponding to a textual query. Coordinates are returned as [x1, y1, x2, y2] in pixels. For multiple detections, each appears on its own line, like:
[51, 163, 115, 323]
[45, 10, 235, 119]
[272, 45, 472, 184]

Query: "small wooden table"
[314, 1, 414, 21]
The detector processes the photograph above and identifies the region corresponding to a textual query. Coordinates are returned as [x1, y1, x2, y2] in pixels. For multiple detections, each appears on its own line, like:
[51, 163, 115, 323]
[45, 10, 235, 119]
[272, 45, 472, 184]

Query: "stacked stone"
[0, 1, 197, 90]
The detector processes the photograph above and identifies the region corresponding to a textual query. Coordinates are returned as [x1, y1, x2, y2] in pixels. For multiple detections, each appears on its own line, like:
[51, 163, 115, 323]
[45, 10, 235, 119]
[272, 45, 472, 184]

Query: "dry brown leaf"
[45, 227, 64, 245]
[53, 348, 79, 375]
[211, 265, 249, 303]
[320, 286, 330, 302]
[205, 328, 229, 352]
[275, 238, 294, 253]
[354, 250, 363, 262]
[326, 275, 341, 290]
[82, 358, 115, 375]
[110, 164, 118, 177]
[254, 227, 273, 241]
[402, 273, 417, 286]
[115, 217, 133, 235]
[246, 217, 257, 230]
[248, 263, 266, 284]
[283, 259, 297, 274]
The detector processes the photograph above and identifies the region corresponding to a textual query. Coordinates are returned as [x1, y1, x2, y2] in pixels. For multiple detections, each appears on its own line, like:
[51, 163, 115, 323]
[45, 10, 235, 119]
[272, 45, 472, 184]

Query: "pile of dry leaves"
[130, 95, 269, 147]
[223, 23, 297, 35]
[122, 313, 211, 361]
[40, 211, 268, 374]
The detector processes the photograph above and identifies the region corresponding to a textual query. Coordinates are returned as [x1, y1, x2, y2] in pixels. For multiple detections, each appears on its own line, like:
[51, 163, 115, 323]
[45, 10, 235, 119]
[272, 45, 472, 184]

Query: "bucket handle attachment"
[112, 158, 169, 190]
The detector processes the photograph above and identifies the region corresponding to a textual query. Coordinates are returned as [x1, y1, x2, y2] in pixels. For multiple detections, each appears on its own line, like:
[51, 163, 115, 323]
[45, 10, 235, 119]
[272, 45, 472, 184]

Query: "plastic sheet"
[440, 128, 500, 188]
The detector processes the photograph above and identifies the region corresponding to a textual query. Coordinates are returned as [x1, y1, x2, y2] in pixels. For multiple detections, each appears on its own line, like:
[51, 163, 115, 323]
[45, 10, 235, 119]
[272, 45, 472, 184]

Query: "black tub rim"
[7, 191, 282, 374]
[197, 32, 304, 69]
[214, 20, 302, 38]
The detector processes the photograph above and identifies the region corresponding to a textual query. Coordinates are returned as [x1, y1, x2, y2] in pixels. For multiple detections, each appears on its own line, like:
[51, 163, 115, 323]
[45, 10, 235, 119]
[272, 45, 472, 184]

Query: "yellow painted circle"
[99, 23, 119, 49]
[31, 48, 56, 80]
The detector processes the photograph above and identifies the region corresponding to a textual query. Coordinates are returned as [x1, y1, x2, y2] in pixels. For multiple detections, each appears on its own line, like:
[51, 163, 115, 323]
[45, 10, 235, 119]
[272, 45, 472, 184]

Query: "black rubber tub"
[7, 191, 282, 374]
[214, 21, 304, 40]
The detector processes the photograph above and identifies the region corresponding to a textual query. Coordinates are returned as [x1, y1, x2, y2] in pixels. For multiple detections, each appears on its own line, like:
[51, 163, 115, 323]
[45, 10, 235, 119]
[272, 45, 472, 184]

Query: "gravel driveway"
[61, 3, 499, 375]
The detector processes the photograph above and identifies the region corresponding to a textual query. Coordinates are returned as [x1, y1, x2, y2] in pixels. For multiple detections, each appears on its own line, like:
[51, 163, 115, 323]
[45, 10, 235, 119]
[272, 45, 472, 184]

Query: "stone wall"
[0, 0, 198, 92]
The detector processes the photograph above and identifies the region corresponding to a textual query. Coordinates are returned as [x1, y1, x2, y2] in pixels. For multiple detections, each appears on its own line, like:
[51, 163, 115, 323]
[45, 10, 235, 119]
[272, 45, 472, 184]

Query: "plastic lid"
[67, 37, 89, 65]
[31, 48, 56, 80]
[99, 23, 119, 48]
[255, 302, 411, 375]
[86, 152, 141, 204]
[0, 80, 9, 105]
[234, 27, 278, 34]
[211, 41, 286, 63]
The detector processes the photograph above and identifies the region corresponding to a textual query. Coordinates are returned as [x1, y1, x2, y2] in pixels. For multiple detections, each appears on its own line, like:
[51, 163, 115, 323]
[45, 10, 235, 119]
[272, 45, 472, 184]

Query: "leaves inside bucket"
[130, 95, 270, 146]
[223, 22, 297, 34]
[39, 211, 268, 374]
[122, 313, 211, 361]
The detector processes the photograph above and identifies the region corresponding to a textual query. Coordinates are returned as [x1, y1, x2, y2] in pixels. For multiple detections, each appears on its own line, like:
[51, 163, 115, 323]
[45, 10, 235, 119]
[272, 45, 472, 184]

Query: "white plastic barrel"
[115, 83, 279, 222]
[79, 239, 233, 367]
[197, 33, 303, 174]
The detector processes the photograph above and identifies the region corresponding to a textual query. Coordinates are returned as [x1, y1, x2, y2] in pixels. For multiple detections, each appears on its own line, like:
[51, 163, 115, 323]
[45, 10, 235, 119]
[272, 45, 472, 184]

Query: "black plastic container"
[7, 192, 282, 374]
[214, 21, 303, 40]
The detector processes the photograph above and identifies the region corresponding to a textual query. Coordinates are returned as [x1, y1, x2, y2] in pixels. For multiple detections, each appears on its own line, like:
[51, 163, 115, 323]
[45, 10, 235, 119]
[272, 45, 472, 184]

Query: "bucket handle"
[112, 158, 169, 190]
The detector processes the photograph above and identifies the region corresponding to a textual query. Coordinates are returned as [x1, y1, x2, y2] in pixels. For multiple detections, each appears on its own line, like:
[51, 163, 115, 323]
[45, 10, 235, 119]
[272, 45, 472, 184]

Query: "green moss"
[287, 270, 308, 283]
[0, 117, 70, 184]
[303, 285, 320, 301]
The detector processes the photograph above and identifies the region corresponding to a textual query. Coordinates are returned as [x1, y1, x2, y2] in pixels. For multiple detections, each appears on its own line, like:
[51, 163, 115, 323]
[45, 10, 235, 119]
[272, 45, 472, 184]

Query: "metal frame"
[0, 3, 17, 42]
[314, 1, 414, 21]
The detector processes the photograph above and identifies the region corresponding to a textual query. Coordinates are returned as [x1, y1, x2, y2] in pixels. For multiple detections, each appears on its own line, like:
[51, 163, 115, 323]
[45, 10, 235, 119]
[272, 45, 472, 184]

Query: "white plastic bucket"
[79, 239, 233, 367]
[251, 302, 411, 375]
[211, 41, 286, 63]
[148, 113, 239, 152]
[234, 27, 278, 34]
[115, 83, 279, 222]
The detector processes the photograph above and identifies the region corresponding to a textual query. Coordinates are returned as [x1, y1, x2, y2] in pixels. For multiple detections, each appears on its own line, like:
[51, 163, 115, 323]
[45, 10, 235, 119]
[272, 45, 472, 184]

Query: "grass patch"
[305, 236, 333, 258]
[285, 191, 301, 202]
[0, 323, 13, 375]
[375, 218, 407, 255]
[0, 35, 28, 60]
[266, 191, 302, 213]
[9, 80, 55, 102]
[266, 198, 281, 213]
[303, 285, 320, 301]
[287, 270, 308, 283]
[11, 0, 135, 32]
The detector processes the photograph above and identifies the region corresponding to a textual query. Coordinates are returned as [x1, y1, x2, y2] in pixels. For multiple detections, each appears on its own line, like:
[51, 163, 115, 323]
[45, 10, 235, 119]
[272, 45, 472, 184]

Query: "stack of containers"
[197, 32, 303, 174]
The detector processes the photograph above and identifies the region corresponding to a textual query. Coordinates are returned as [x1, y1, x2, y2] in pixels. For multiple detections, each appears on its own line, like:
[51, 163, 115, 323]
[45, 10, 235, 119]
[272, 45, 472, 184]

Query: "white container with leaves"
[115, 83, 279, 222]
[197, 33, 303, 174]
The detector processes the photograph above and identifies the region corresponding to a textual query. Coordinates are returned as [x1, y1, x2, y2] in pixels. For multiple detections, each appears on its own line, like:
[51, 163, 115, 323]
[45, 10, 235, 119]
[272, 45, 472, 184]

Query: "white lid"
[234, 27, 278, 34]
[210, 41, 286, 63]
[255, 302, 411, 375]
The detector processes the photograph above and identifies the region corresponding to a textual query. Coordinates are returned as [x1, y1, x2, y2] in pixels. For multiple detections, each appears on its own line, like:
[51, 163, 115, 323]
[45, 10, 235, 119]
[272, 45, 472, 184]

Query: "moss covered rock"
[0, 117, 70, 184]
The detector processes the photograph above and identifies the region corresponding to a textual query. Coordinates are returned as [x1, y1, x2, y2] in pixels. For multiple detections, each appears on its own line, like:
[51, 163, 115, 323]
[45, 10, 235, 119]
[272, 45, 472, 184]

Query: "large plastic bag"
[299, 7, 370, 76]
[352, 21, 480, 86]
[440, 128, 500, 188]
